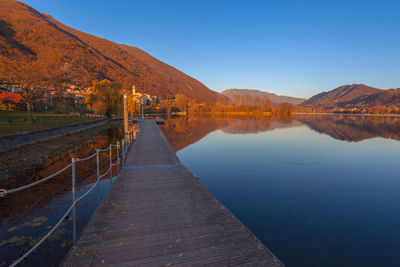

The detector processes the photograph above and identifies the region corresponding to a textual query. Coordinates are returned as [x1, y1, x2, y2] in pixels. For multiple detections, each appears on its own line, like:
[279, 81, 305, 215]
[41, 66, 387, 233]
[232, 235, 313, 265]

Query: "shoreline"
[0, 120, 120, 182]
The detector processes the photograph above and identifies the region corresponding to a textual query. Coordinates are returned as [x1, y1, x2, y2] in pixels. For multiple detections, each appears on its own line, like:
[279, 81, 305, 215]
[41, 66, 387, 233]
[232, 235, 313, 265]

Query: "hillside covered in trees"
[0, 0, 221, 104]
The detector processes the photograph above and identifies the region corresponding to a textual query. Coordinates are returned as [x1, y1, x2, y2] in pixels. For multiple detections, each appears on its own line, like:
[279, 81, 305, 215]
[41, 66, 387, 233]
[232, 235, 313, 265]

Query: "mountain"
[340, 88, 400, 109]
[0, 0, 221, 103]
[221, 89, 305, 105]
[301, 84, 400, 110]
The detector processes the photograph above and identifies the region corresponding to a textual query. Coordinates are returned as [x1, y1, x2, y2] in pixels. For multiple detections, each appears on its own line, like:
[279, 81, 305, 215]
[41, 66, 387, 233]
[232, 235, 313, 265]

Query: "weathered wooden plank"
[62, 120, 282, 266]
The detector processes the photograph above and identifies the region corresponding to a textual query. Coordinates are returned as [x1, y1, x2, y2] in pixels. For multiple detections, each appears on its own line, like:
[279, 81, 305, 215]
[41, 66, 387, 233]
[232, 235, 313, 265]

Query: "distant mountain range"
[301, 84, 400, 111]
[0, 0, 221, 103]
[222, 89, 305, 105]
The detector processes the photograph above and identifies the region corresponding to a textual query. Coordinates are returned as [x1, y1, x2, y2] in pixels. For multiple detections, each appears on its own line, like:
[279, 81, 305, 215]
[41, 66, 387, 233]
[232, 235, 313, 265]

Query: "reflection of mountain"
[296, 115, 400, 142]
[161, 117, 220, 151]
[220, 117, 271, 134]
[161, 115, 295, 151]
[220, 117, 301, 134]
[162, 115, 400, 152]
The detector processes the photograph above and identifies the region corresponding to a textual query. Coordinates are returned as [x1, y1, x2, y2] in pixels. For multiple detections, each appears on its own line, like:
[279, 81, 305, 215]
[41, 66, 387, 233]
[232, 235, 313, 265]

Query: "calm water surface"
[2, 115, 399, 266]
[162, 114, 400, 266]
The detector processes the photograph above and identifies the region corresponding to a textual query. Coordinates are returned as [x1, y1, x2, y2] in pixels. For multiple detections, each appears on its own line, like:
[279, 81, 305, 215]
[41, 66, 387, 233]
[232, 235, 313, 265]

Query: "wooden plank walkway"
[63, 120, 282, 266]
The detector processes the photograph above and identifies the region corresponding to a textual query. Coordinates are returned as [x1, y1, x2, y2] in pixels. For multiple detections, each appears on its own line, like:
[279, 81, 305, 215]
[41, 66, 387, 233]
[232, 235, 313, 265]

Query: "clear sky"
[22, 0, 400, 98]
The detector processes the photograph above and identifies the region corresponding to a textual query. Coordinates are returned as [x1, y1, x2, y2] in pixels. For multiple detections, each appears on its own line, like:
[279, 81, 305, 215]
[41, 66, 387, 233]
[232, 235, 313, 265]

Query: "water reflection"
[162, 114, 400, 266]
[0, 123, 124, 266]
[297, 114, 400, 142]
[162, 114, 400, 152]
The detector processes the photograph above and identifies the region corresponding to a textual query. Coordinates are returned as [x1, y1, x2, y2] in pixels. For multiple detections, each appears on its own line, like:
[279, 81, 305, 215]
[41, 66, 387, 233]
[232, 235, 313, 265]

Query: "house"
[0, 92, 23, 109]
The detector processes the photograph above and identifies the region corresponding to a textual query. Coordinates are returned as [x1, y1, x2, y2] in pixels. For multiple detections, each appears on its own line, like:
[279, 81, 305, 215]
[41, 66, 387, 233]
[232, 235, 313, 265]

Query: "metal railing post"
[116, 141, 120, 176]
[122, 140, 125, 165]
[96, 148, 100, 201]
[109, 144, 113, 182]
[96, 149, 100, 180]
[128, 130, 131, 149]
[71, 157, 77, 244]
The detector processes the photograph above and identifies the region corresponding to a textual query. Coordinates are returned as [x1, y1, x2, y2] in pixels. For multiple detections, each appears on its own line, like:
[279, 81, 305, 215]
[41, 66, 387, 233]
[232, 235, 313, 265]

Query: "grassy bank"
[0, 110, 101, 136]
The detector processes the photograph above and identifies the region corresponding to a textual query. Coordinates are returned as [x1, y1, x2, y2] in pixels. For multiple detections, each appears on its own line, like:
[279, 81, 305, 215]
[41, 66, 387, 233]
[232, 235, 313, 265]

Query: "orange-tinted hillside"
[0, 0, 221, 103]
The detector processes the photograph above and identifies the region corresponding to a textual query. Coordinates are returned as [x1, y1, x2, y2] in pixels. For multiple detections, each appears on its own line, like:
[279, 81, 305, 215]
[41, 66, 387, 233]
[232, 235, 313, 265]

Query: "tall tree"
[85, 80, 123, 115]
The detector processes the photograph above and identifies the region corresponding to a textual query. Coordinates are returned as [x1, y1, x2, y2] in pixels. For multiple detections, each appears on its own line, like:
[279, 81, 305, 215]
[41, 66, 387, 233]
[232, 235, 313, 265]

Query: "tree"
[85, 80, 123, 115]
[128, 97, 138, 115]
[276, 102, 295, 117]
[174, 94, 190, 112]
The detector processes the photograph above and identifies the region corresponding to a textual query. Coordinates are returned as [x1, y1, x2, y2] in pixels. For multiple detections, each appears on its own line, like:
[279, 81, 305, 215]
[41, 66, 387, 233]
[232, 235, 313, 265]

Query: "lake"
[1, 114, 400, 266]
[162, 114, 400, 266]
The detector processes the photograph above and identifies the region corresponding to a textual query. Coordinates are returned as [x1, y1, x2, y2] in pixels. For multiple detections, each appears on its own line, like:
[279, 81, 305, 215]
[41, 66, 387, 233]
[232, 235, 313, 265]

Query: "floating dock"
[63, 120, 282, 266]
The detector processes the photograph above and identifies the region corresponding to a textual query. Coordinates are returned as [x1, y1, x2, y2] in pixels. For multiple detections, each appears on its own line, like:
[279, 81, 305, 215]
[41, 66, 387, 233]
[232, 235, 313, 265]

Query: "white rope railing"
[0, 163, 72, 196]
[98, 146, 111, 152]
[74, 153, 97, 163]
[2, 127, 137, 266]
[0, 130, 134, 198]
[10, 164, 115, 267]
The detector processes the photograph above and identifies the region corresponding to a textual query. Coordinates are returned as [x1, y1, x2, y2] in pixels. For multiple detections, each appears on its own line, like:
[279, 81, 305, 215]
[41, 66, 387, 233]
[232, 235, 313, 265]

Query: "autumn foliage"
[0, 0, 221, 104]
[85, 80, 123, 115]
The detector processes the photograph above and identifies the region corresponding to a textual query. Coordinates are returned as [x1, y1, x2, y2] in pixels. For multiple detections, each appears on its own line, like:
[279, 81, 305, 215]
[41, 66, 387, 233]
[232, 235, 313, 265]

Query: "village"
[0, 83, 161, 115]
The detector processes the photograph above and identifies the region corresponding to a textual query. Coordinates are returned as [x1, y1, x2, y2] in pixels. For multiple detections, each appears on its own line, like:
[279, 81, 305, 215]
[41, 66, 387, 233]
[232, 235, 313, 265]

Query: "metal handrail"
[3, 127, 136, 266]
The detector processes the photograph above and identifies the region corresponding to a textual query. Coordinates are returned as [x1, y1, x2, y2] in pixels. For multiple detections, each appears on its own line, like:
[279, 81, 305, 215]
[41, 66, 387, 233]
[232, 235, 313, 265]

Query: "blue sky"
[23, 0, 400, 98]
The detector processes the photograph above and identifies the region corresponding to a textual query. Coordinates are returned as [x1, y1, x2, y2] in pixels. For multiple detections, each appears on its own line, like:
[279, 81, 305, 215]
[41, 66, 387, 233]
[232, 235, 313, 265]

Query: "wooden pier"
[63, 120, 282, 266]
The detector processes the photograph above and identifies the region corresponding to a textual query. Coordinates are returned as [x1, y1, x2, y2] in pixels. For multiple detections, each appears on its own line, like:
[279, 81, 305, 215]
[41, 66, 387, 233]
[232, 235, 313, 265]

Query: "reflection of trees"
[219, 116, 272, 134]
[297, 114, 400, 142]
[161, 115, 295, 151]
[161, 116, 220, 151]
[0, 127, 123, 220]
[162, 114, 400, 152]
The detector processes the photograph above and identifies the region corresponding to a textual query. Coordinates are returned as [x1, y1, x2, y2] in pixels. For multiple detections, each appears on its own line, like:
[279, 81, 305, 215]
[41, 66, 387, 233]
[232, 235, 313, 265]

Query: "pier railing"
[0, 127, 137, 266]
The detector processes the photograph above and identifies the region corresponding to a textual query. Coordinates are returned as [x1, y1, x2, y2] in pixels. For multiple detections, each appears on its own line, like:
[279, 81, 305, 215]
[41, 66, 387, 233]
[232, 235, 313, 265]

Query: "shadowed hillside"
[222, 89, 305, 105]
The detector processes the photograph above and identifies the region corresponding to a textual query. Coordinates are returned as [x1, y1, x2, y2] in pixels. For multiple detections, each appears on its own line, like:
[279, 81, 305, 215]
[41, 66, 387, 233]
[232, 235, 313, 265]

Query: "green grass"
[0, 110, 101, 136]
